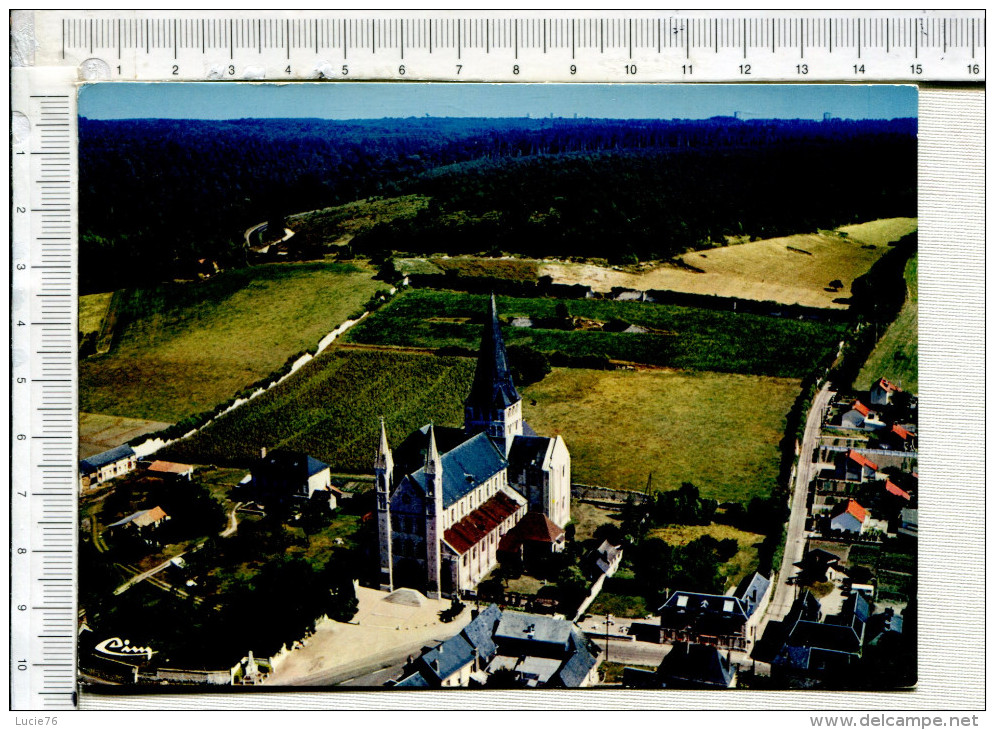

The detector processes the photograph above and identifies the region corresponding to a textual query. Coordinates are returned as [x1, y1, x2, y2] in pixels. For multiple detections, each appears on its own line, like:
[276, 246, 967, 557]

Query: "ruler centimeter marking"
[36, 11, 985, 81]
[11, 78, 79, 711]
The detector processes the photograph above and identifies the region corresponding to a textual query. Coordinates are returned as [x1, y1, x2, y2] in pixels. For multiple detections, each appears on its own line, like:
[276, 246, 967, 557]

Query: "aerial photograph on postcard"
[76, 82, 917, 692]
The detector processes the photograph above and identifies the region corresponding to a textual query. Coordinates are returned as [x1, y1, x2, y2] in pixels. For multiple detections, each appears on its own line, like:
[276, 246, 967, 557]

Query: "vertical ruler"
[10, 68, 79, 711]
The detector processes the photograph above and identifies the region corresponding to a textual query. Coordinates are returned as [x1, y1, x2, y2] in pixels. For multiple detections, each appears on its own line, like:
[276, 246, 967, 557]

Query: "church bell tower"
[464, 295, 523, 455]
[423, 425, 444, 599]
[374, 417, 394, 592]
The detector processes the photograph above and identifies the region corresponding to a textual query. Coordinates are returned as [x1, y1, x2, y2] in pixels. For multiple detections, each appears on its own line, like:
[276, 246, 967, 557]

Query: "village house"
[250, 448, 336, 510]
[391, 604, 599, 688]
[835, 450, 880, 483]
[79, 444, 137, 491]
[656, 571, 771, 650]
[622, 642, 737, 689]
[106, 506, 170, 540]
[796, 548, 850, 587]
[582, 539, 624, 583]
[875, 423, 917, 452]
[146, 460, 194, 480]
[898, 507, 918, 538]
[840, 400, 886, 431]
[829, 499, 867, 534]
[772, 590, 869, 676]
[376, 296, 571, 599]
[870, 377, 902, 406]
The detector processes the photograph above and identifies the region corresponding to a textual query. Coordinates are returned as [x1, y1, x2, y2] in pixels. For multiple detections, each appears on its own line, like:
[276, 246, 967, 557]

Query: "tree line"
[79, 116, 915, 292]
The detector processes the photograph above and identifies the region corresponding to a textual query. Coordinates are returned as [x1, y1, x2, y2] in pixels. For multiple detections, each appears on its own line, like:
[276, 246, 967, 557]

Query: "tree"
[555, 564, 590, 614]
[631, 538, 674, 604]
[506, 344, 551, 387]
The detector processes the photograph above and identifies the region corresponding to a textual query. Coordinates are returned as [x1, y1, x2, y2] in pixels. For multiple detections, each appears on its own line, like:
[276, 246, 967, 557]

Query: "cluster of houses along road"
[750, 376, 917, 683]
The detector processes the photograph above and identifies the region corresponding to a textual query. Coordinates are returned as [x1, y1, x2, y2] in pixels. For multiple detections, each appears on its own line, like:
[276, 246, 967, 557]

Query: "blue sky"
[79, 82, 916, 121]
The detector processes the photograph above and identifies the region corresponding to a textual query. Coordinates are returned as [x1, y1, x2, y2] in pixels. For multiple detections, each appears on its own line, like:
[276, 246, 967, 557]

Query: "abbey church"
[375, 296, 571, 599]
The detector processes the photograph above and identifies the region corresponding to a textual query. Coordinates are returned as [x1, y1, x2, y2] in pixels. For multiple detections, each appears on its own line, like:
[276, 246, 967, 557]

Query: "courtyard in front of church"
[265, 587, 473, 686]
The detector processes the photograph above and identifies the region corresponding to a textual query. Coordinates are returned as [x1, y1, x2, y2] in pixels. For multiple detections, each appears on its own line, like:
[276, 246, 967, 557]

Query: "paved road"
[758, 383, 833, 634]
[591, 637, 669, 667]
[277, 635, 448, 687]
[338, 660, 409, 687]
[113, 556, 177, 595]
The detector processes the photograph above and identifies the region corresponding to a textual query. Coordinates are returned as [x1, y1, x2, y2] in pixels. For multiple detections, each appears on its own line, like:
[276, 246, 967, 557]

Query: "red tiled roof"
[514, 512, 565, 543]
[877, 377, 902, 393]
[444, 491, 524, 555]
[148, 460, 192, 474]
[847, 450, 879, 472]
[885, 480, 912, 501]
[852, 401, 871, 417]
[845, 499, 867, 523]
[133, 506, 168, 528]
[498, 512, 565, 553]
[891, 424, 911, 440]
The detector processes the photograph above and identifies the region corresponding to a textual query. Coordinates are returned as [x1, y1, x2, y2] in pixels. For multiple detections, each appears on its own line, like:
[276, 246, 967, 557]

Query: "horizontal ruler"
[26, 10, 986, 81]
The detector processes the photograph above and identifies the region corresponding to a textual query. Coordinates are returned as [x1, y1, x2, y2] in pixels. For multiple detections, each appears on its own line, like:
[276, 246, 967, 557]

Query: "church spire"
[465, 294, 520, 412]
[375, 417, 393, 473]
[425, 423, 441, 474]
[464, 295, 523, 452]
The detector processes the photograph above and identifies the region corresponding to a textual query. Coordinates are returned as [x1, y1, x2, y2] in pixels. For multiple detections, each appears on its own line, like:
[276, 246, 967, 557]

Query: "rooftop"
[658, 642, 736, 688]
[107, 505, 168, 529]
[409, 431, 509, 509]
[443, 490, 524, 555]
[494, 611, 573, 649]
[254, 449, 329, 479]
[847, 450, 879, 472]
[147, 460, 192, 474]
[80, 444, 135, 471]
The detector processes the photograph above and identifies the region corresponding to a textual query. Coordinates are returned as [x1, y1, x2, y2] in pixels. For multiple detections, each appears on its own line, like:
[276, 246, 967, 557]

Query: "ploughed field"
[79, 261, 383, 423]
[541, 217, 917, 310]
[79, 412, 173, 460]
[344, 290, 848, 379]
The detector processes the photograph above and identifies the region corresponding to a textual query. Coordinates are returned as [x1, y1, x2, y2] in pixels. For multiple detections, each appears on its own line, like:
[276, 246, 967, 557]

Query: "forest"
[79, 115, 916, 293]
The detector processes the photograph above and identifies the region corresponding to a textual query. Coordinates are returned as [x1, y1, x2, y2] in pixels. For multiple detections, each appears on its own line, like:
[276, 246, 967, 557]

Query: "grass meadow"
[79, 261, 383, 422]
[521, 368, 800, 502]
[290, 194, 430, 247]
[856, 254, 918, 393]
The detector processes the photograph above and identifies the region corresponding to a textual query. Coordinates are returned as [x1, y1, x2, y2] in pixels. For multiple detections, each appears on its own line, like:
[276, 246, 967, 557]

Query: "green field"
[645, 522, 765, 591]
[856, 254, 918, 393]
[161, 348, 475, 471]
[346, 290, 848, 378]
[521, 368, 800, 502]
[79, 291, 115, 335]
[290, 194, 430, 246]
[79, 261, 383, 422]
